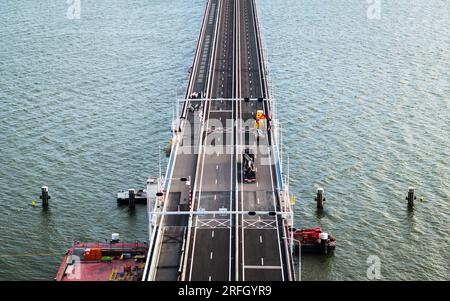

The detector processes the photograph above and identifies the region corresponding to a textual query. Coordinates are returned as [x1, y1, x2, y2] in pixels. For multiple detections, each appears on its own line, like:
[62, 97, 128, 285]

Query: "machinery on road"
[243, 149, 256, 183]
[255, 110, 271, 143]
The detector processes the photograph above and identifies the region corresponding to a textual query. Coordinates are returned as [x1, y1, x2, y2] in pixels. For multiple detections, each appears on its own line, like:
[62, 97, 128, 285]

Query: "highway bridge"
[143, 0, 295, 281]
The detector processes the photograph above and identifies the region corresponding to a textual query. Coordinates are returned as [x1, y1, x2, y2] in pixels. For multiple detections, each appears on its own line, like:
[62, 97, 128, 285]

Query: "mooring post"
[128, 189, 135, 209]
[320, 232, 329, 255]
[406, 187, 416, 208]
[40, 186, 50, 207]
[315, 187, 325, 209]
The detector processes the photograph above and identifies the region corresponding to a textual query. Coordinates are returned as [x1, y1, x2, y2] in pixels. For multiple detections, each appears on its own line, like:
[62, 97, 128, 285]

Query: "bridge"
[143, 0, 295, 281]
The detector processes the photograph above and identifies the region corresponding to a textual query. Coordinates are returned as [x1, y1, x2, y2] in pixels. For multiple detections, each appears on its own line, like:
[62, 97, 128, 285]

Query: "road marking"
[210, 252, 213, 260]
[215, 179, 218, 185]
[212, 231, 215, 238]
[209, 276, 212, 281]
[257, 197, 260, 204]
[260, 235, 263, 243]
[261, 258, 264, 266]
[214, 194, 217, 200]
[216, 165, 219, 170]
[256, 181, 259, 187]
[238, 0, 245, 280]
[244, 265, 282, 270]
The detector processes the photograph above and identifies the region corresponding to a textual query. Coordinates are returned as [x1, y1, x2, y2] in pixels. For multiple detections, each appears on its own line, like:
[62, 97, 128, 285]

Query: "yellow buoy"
[31, 201, 36, 207]
[289, 196, 296, 205]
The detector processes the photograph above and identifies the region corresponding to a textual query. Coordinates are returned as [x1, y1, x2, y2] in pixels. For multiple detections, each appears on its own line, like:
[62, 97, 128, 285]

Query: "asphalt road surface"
[149, 0, 292, 281]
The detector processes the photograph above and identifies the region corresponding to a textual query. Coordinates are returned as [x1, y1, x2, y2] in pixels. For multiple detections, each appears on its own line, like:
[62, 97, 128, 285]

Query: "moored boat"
[292, 227, 336, 255]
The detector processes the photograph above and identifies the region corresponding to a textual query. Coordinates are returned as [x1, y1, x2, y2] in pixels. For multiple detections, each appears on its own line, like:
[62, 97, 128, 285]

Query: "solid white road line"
[237, 0, 246, 281]
[250, 0, 286, 278]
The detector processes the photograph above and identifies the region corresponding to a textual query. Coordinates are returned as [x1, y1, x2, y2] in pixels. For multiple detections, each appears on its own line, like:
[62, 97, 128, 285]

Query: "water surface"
[0, 0, 449, 280]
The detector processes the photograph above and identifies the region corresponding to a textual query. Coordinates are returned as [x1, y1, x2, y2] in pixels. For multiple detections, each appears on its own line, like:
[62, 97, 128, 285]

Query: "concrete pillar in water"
[128, 189, 135, 209]
[406, 187, 416, 208]
[40, 186, 50, 207]
[315, 187, 325, 209]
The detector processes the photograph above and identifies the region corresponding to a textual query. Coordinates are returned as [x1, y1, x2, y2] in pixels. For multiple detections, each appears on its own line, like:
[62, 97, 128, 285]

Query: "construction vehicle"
[243, 149, 256, 183]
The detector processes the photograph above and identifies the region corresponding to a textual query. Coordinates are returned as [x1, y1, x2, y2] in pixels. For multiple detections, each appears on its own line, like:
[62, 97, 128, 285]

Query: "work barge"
[55, 241, 148, 281]
[142, 0, 299, 281]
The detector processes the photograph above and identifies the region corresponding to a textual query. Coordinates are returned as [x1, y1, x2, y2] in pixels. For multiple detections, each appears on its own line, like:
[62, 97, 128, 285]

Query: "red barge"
[292, 227, 336, 255]
[55, 237, 148, 281]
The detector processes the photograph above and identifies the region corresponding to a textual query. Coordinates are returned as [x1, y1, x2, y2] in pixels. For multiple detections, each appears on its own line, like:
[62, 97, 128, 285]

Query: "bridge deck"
[148, 0, 293, 281]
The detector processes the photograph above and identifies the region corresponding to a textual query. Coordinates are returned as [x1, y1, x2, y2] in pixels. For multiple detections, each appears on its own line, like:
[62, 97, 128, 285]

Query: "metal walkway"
[143, 0, 295, 281]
